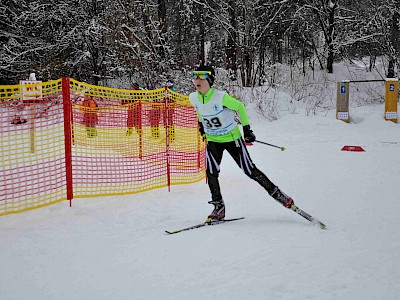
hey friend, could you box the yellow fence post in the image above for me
[384,78,398,123]
[336,80,350,122]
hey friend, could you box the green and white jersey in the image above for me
[189,90,236,135]
[189,88,249,143]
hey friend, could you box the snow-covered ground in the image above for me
[1,102,399,300]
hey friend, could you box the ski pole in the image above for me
[255,140,286,151]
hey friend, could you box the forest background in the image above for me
[1,0,399,98]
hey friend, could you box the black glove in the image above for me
[243,125,255,143]
[198,122,206,140]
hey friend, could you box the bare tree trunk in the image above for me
[243,13,254,87]
[277,38,283,64]
[176,0,184,68]
[258,39,266,86]
[311,38,324,70]
[200,21,205,63]
[244,48,252,87]
[196,3,205,64]
[302,41,306,75]
[226,0,237,81]
[157,0,167,60]
[326,1,338,73]
[387,10,399,78]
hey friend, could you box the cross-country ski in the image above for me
[165,217,245,235]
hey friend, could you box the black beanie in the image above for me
[195,65,215,86]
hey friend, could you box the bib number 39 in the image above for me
[203,117,222,128]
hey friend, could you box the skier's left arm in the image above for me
[222,94,249,126]
[222,94,255,142]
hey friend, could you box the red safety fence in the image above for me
[0,78,206,216]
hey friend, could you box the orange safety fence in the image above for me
[0,78,206,216]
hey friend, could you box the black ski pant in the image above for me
[206,138,292,206]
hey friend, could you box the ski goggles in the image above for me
[192,71,211,80]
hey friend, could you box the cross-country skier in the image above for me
[189,64,296,223]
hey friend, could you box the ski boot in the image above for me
[205,200,225,224]
[271,187,296,210]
